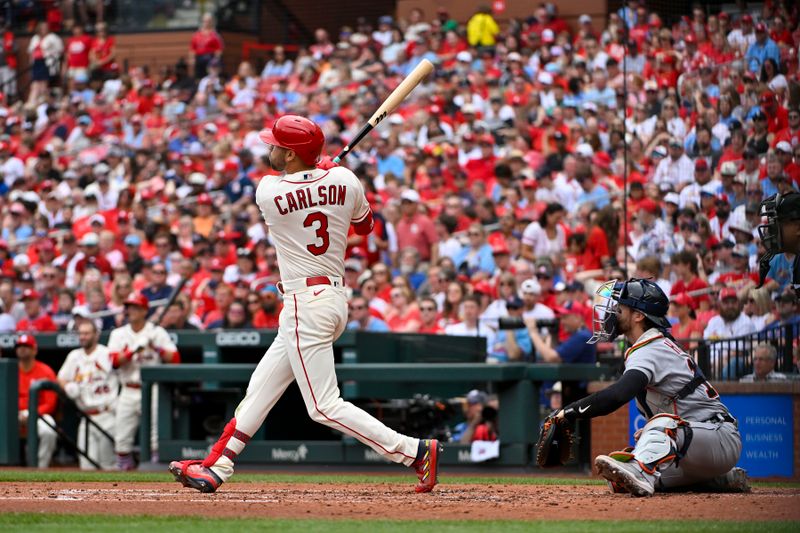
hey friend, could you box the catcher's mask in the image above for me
[757,193,800,287]
[758,193,782,258]
[588,278,671,344]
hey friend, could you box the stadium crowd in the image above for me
[0,2,799,374]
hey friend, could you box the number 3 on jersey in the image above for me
[304,211,330,256]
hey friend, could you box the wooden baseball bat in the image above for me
[333,59,434,163]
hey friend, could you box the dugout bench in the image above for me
[140,362,610,466]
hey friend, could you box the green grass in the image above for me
[0,515,795,532]
[0,470,798,488]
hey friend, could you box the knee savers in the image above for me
[633,414,686,474]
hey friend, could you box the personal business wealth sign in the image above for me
[628,394,794,478]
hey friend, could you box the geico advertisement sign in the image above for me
[215,331,262,346]
[0,334,80,349]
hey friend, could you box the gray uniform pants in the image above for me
[658,420,741,489]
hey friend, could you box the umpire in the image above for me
[757,191,800,298]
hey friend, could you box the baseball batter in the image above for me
[556,278,745,496]
[169,115,441,493]
[57,320,118,470]
[108,293,179,470]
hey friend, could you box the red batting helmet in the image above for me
[258,115,325,166]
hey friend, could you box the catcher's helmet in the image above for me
[589,278,671,343]
[258,115,325,166]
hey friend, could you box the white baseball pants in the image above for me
[34,414,57,468]
[78,411,117,470]
[114,386,158,456]
[211,282,419,481]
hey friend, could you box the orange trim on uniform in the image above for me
[281,170,330,184]
[624,334,664,360]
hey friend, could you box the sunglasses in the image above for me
[420,306,436,311]
[153,270,167,274]
[350,305,366,310]
[468,232,481,237]
[536,273,551,279]
[499,281,514,286]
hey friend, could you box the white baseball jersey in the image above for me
[107,323,177,385]
[57,344,118,412]
[255,167,370,280]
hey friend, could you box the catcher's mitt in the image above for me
[535,413,575,467]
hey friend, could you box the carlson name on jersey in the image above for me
[274,184,348,215]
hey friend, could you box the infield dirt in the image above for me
[0,482,798,521]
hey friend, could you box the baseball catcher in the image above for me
[757,191,800,299]
[548,278,746,496]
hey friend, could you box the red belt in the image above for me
[277,276,334,294]
[306,276,332,287]
[125,383,141,389]
[84,407,110,416]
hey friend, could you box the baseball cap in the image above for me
[472,280,493,296]
[188,172,207,185]
[592,152,612,169]
[80,232,100,246]
[456,51,472,62]
[664,192,680,206]
[94,162,111,176]
[209,258,225,271]
[466,389,488,405]
[506,295,524,309]
[197,193,213,205]
[124,293,150,308]
[89,214,106,226]
[732,244,749,257]
[720,162,738,176]
[344,258,362,273]
[552,300,584,317]
[521,278,542,295]
[651,145,668,159]
[754,22,767,32]
[638,198,660,215]
[574,143,594,158]
[775,141,792,154]
[719,287,738,301]
[16,333,37,349]
[535,262,554,278]
[17,271,33,283]
[694,159,709,171]
[21,288,40,301]
[400,189,420,203]
[579,14,591,24]
[644,80,658,91]
[671,292,693,307]
[668,137,682,148]
[124,234,142,247]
